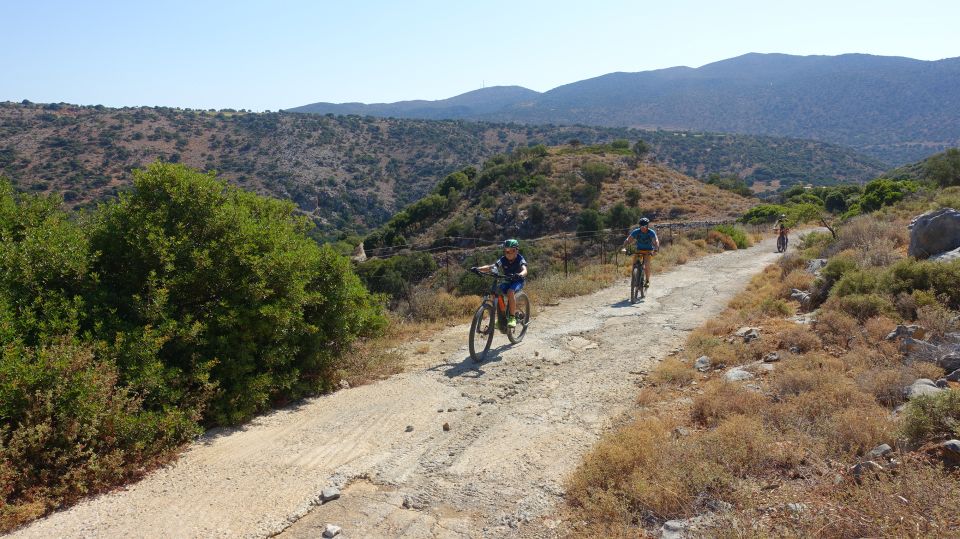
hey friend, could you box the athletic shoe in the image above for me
[507,316,517,328]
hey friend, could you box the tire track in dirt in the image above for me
[13,238,782,539]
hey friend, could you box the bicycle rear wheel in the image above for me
[507,292,531,344]
[630,263,640,304]
[777,235,787,253]
[469,303,495,362]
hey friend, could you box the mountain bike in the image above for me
[467,268,531,362]
[628,249,656,303]
[776,228,789,253]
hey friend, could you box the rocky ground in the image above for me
[12,238,782,539]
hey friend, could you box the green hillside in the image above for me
[1,102,883,236]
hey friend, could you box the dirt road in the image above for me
[14,238,781,539]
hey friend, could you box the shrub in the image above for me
[651,358,696,386]
[691,381,768,427]
[826,293,895,321]
[713,224,751,249]
[814,308,860,347]
[900,390,960,445]
[706,229,737,250]
[89,163,387,425]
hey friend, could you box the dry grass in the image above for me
[691,380,768,427]
[565,212,960,536]
[650,358,697,386]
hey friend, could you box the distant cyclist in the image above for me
[620,218,660,288]
[774,214,790,252]
[472,239,528,328]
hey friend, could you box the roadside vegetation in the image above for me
[565,172,960,535]
[0,163,385,531]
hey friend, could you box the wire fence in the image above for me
[357,218,757,295]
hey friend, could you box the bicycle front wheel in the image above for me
[630,263,640,304]
[469,303,495,362]
[507,292,531,344]
[639,260,646,299]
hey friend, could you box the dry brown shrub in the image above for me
[813,308,860,348]
[824,404,896,457]
[635,387,663,407]
[777,252,807,275]
[684,331,744,366]
[699,415,773,477]
[774,323,821,354]
[706,229,737,250]
[863,315,897,343]
[568,416,738,522]
[769,379,877,438]
[651,358,696,386]
[916,304,960,340]
[906,361,946,381]
[780,269,814,298]
[791,461,960,538]
[691,380,768,427]
[407,290,479,322]
[857,367,912,407]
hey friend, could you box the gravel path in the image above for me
[13,238,781,539]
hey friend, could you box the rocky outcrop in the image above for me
[908,208,960,259]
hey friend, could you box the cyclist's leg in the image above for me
[642,253,652,284]
[506,287,516,316]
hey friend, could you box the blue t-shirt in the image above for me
[496,254,527,279]
[630,227,658,250]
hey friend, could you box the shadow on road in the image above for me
[428,343,513,378]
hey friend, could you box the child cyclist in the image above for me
[472,239,528,328]
[620,217,660,288]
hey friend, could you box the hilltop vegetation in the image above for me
[292,53,960,165]
[0,164,384,531]
[362,142,755,252]
[1,102,883,237]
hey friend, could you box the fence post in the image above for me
[564,235,569,278]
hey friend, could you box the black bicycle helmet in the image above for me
[638,217,650,226]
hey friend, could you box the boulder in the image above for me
[867,444,893,459]
[694,356,712,372]
[939,352,960,373]
[908,208,960,259]
[930,246,960,262]
[899,338,941,361]
[320,487,341,503]
[323,524,342,538]
[946,368,960,382]
[904,378,944,399]
[942,440,960,466]
[735,327,761,343]
[790,289,811,307]
[806,259,828,274]
[725,367,755,382]
[763,352,781,363]
[884,324,927,342]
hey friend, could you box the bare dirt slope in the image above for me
[13,238,781,539]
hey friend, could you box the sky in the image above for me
[3,0,959,111]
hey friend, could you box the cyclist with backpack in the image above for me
[471,239,528,328]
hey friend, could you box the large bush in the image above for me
[0,164,385,528]
[88,163,386,424]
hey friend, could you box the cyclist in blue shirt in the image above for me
[472,239,528,327]
[620,217,660,288]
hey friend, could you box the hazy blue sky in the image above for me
[3,0,958,111]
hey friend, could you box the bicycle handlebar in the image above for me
[470,268,521,281]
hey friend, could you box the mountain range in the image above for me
[289,53,960,165]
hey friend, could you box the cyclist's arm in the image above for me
[517,263,528,278]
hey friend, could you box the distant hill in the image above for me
[0,102,883,235]
[290,53,960,165]
[362,143,756,251]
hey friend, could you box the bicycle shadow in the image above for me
[428,343,513,379]
[611,298,644,308]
